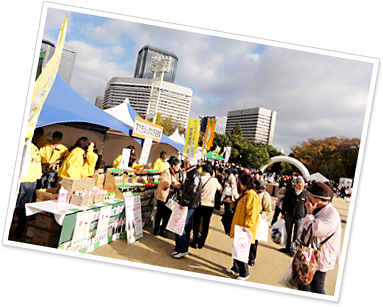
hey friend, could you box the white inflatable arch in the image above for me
[260,156,310,178]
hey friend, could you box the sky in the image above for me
[42,7,375,154]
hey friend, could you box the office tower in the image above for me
[37,39,56,79]
[225,107,277,145]
[95,96,104,108]
[199,116,227,135]
[103,77,192,129]
[134,44,178,84]
[58,44,77,85]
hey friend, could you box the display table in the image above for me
[23,194,155,252]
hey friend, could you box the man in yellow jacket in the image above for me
[113,145,143,169]
[9,141,42,239]
[32,127,49,149]
[39,131,69,188]
[153,151,167,172]
[58,137,89,179]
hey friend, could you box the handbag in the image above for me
[221,191,246,236]
[291,225,335,286]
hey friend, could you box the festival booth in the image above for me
[104,99,183,167]
[19,76,165,251]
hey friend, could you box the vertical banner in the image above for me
[26,14,68,139]
[125,196,143,244]
[183,118,200,158]
[212,146,221,158]
[139,137,153,165]
[202,118,217,154]
[224,146,232,163]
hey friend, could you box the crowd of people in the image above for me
[10,128,342,295]
[153,156,342,294]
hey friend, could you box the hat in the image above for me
[306,182,332,200]
[254,179,266,192]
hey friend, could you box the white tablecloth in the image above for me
[25,199,120,226]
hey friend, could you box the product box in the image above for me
[70,194,94,207]
[36,188,59,201]
[104,169,124,190]
[92,173,105,189]
[34,213,61,232]
[31,229,60,247]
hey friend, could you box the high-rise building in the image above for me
[225,107,277,145]
[95,96,104,108]
[199,116,227,135]
[134,44,178,83]
[37,39,56,79]
[58,44,77,85]
[103,77,192,129]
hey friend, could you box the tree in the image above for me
[290,136,361,182]
[149,113,186,136]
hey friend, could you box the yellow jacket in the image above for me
[58,147,85,179]
[21,143,42,183]
[39,142,69,164]
[153,158,167,172]
[113,155,143,169]
[230,189,260,244]
[81,146,98,177]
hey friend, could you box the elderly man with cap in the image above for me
[298,181,342,294]
[280,176,308,254]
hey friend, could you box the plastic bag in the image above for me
[255,214,269,242]
[221,186,233,202]
[270,219,287,247]
[165,198,177,211]
[278,260,298,289]
[166,205,188,235]
[232,225,253,263]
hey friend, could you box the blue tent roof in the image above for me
[37,75,134,136]
[37,75,183,152]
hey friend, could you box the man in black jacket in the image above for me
[279,176,308,254]
[171,156,202,259]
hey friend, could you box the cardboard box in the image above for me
[36,188,59,201]
[34,213,61,232]
[31,229,59,247]
[70,194,94,207]
[92,173,105,189]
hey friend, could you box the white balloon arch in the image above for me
[260,156,310,178]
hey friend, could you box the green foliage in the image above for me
[290,136,360,182]
[209,122,277,169]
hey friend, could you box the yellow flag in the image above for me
[26,14,68,139]
[183,118,200,158]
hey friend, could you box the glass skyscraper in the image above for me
[134,44,178,83]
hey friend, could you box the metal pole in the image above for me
[152,70,164,124]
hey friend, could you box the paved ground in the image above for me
[89,196,349,296]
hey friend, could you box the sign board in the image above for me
[125,196,143,244]
[132,116,163,142]
[139,137,153,165]
[183,118,200,158]
[119,148,131,170]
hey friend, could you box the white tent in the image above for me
[168,128,185,145]
[306,172,329,182]
[105,99,181,166]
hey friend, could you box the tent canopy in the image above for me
[105,100,184,152]
[306,172,329,182]
[206,151,225,161]
[37,75,135,138]
[168,128,185,145]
